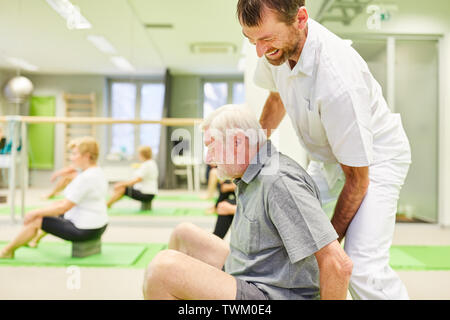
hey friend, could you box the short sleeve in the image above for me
[253,57,278,92]
[267,175,338,264]
[320,87,373,167]
[64,174,89,204]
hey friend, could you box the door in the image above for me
[395,39,439,222]
[352,38,439,223]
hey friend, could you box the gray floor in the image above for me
[0,188,449,300]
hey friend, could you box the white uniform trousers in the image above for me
[307,159,410,300]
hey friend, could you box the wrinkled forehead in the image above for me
[204,127,239,147]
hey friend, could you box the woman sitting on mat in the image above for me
[0,136,108,259]
[107,145,158,210]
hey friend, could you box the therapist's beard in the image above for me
[265,32,303,66]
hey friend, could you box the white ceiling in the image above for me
[0,0,325,76]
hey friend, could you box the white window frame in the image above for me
[201,76,245,117]
[106,77,165,163]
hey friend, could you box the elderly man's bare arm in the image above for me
[314,240,353,300]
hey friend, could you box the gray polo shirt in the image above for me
[224,140,338,300]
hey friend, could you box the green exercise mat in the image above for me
[390,245,450,271]
[3,242,449,270]
[133,243,168,268]
[0,241,166,268]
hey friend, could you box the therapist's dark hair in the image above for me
[237,0,305,27]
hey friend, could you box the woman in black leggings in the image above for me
[212,180,237,239]
[0,137,108,259]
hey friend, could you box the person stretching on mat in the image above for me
[143,104,353,300]
[31,164,80,247]
[0,136,108,259]
[107,146,158,210]
[211,179,236,239]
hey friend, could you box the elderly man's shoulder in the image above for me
[259,152,311,183]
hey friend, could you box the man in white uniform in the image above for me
[237,0,411,299]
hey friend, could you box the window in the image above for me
[202,78,245,160]
[110,82,136,155]
[140,83,165,155]
[202,78,245,119]
[108,80,165,158]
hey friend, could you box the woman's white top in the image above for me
[63,166,108,229]
[133,159,159,195]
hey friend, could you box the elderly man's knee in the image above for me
[143,249,184,299]
[145,250,181,283]
[172,222,198,241]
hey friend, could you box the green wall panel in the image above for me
[28,96,55,169]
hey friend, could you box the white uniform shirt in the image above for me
[254,18,411,171]
[63,166,108,229]
[133,159,159,195]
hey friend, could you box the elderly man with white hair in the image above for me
[142,104,353,300]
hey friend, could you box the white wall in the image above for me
[439,33,450,226]
[322,0,450,226]
[21,73,106,187]
[243,42,308,168]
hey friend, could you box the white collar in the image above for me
[286,18,318,77]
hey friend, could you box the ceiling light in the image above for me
[87,35,117,54]
[46,0,92,30]
[110,56,135,72]
[4,57,39,72]
[190,43,236,54]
